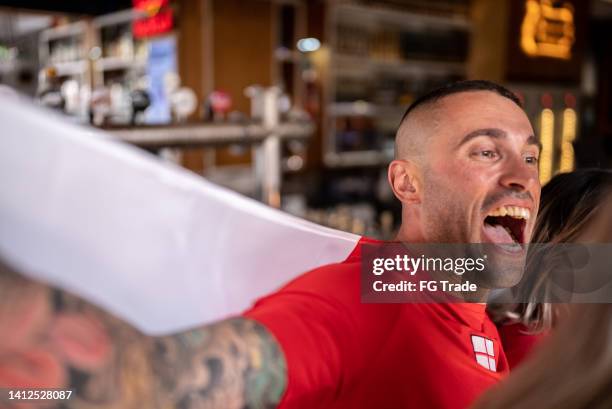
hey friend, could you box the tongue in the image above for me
[484,223,515,244]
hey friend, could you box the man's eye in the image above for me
[473,150,499,160]
[525,155,539,165]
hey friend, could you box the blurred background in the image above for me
[0,0,611,239]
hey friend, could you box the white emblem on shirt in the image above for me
[471,335,496,372]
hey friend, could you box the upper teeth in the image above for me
[488,206,530,220]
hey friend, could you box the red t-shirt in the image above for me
[497,322,549,370]
[244,238,527,409]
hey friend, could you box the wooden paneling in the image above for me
[212,0,273,113]
[305,0,326,169]
[177,0,209,115]
[176,0,275,169]
[467,0,509,82]
[213,0,274,165]
[177,0,210,173]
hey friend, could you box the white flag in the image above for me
[0,95,360,335]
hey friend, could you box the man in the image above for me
[0,80,540,409]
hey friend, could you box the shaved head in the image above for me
[394,80,522,162]
[394,103,441,162]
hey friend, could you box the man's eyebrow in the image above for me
[456,128,507,149]
[456,128,542,152]
[526,134,542,152]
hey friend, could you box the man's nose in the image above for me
[499,155,540,193]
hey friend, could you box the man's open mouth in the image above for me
[483,205,530,248]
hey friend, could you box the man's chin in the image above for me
[473,242,528,289]
[487,241,526,256]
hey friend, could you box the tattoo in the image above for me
[0,260,287,409]
[153,319,286,409]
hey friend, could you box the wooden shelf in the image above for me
[95,56,146,72]
[51,60,88,76]
[105,121,315,148]
[324,150,394,168]
[334,3,470,32]
[333,53,466,78]
[329,101,407,117]
[40,21,88,42]
[324,2,471,167]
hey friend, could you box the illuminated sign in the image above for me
[559,108,577,173]
[520,0,575,60]
[539,108,555,184]
[133,0,174,39]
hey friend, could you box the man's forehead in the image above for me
[437,90,524,114]
[434,91,533,134]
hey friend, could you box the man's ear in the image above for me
[388,159,421,204]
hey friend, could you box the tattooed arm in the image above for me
[0,261,287,409]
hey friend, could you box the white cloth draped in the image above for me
[0,95,360,335]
